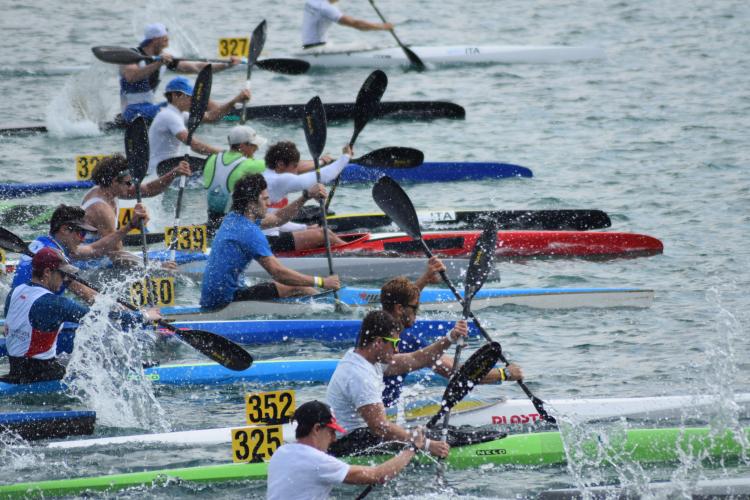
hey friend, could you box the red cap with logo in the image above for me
[32,247,80,275]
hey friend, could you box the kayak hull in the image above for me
[4,427,747,497]
[291,44,606,68]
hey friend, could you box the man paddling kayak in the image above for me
[11,204,148,303]
[302,0,393,49]
[326,310,466,457]
[200,173,339,309]
[149,76,251,176]
[120,22,241,123]
[267,400,419,499]
[2,248,160,384]
[380,264,523,407]
[81,154,190,265]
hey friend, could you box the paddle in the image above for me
[168,64,211,258]
[91,46,309,75]
[242,20,267,124]
[0,227,252,371]
[302,96,340,307]
[372,175,556,424]
[325,70,388,212]
[355,341,503,499]
[366,0,426,71]
[124,117,150,268]
[351,147,424,168]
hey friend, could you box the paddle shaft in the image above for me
[133,184,155,306]
[416,239,556,423]
[366,0,425,70]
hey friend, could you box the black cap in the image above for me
[49,205,97,234]
[294,401,347,435]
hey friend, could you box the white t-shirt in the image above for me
[301,0,343,46]
[262,154,350,236]
[148,103,189,175]
[326,349,385,432]
[267,442,349,500]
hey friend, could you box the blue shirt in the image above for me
[382,328,429,407]
[11,236,70,295]
[199,211,274,309]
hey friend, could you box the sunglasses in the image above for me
[403,302,419,313]
[66,225,86,237]
[380,336,400,349]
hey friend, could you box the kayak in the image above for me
[274,230,663,259]
[155,287,654,321]
[0,162,530,199]
[290,44,606,68]
[3,427,746,497]
[0,100,465,136]
[539,477,750,499]
[0,318,479,358]
[0,410,95,441]
[47,393,750,450]
[300,209,613,232]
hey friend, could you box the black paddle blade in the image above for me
[172,328,253,371]
[427,342,503,429]
[402,45,426,72]
[0,227,31,255]
[124,117,149,185]
[372,176,422,240]
[92,46,150,65]
[303,96,327,161]
[351,70,388,146]
[187,65,212,136]
[256,58,310,75]
[248,20,268,67]
[463,223,498,313]
[353,147,424,168]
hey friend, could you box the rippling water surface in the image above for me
[1,0,748,498]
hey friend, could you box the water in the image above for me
[1,0,749,497]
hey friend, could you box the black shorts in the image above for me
[2,356,66,384]
[156,156,206,177]
[233,281,280,302]
[267,232,296,252]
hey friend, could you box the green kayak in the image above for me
[1,427,747,498]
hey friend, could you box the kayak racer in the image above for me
[266,400,418,499]
[119,22,241,124]
[2,248,160,384]
[11,204,148,303]
[381,258,524,407]
[148,76,250,176]
[199,173,339,310]
[325,309,467,458]
[302,0,393,49]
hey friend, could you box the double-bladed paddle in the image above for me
[241,20,267,124]
[366,0,426,71]
[351,146,424,168]
[372,175,556,424]
[302,96,340,306]
[169,64,211,258]
[0,227,253,371]
[325,70,388,212]
[91,46,310,75]
[124,117,150,268]
[355,340,503,499]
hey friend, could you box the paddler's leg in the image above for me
[232,281,316,300]
[268,228,345,252]
[6,356,66,384]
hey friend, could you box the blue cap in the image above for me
[164,77,193,96]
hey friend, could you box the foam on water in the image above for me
[63,276,170,432]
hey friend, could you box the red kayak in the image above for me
[276,230,664,259]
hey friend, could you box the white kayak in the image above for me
[47,393,750,450]
[290,44,606,68]
[539,477,750,499]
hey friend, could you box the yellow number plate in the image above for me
[117,208,141,234]
[75,155,110,181]
[164,225,208,252]
[231,425,283,463]
[0,248,5,265]
[218,37,249,58]
[245,390,296,425]
[129,277,175,307]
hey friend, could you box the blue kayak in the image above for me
[0,319,472,358]
[0,359,435,396]
[0,410,96,440]
[0,162,532,199]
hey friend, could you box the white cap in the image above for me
[228,125,267,148]
[143,23,168,40]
